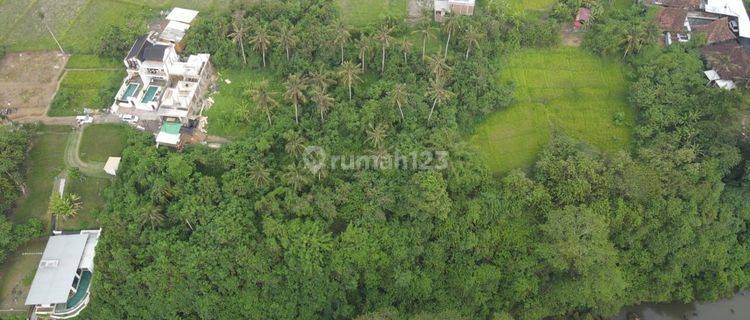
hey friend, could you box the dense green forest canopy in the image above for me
[75,1,750,319]
[0,125,45,264]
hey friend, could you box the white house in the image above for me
[434,0,476,22]
[111,7,213,147]
[25,230,101,319]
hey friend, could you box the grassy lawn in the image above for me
[58,177,109,231]
[0,238,46,311]
[337,0,408,27]
[11,126,71,227]
[206,69,279,139]
[471,47,634,174]
[47,69,124,116]
[79,124,130,163]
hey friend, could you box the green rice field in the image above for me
[0,0,224,53]
[508,0,558,13]
[471,47,634,174]
[48,69,124,116]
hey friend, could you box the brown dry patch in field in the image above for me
[0,51,68,119]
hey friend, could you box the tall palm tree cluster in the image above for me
[230,12,489,125]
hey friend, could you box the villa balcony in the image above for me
[36,271,93,320]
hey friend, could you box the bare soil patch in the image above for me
[561,25,584,47]
[0,51,68,119]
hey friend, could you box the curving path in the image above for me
[63,126,110,179]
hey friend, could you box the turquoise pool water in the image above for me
[122,83,139,100]
[66,271,91,309]
[141,86,159,103]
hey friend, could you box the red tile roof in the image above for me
[693,18,737,44]
[576,8,591,21]
[656,7,688,33]
[702,42,750,80]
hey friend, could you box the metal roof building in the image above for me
[26,230,101,319]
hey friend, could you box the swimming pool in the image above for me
[121,83,140,100]
[141,86,159,103]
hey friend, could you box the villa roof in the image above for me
[142,44,169,61]
[704,0,750,38]
[166,7,199,24]
[693,17,737,44]
[656,7,688,33]
[126,36,149,60]
[25,234,89,305]
[702,42,750,80]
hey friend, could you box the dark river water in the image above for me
[614,290,750,320]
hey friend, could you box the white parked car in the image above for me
[75,115,93,124]
[121,114,139,123]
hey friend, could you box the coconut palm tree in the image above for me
[365,123,388,149]
[374,24,395,73]
[275,23,298,61]
[49,193,81,220]
[284,134,308,158]
[387,83,408,121]
[308,68,336,91]
[311,87,335,122]
[426,55,452,81]
[620,23,653,59]
[249,163,271,188]
[331,23,351,64]
[462,25,483,60]
[442,15,460,57]
[250,24,272,67]
[398,38,413,64]
[426,78,454,122]
[356,35,372,73]
[284,74,308,124]
[412,22,437,59]
[337,61,362,100]
[139,204,165,229]
[283,164,310,192]
[228,11,248,65]
[247,81,278,125]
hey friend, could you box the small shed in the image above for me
[574,8,591,30]
[166,7,199,24]
[104,157,121,176]
[156,122,182,147]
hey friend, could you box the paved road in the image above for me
[13,113,121,126]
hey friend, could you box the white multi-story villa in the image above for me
[434,0,476,22]
[111,8,213,147]
[25,230,101,319]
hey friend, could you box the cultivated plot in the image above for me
[471,47,634,174]
[0,52,67,119]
